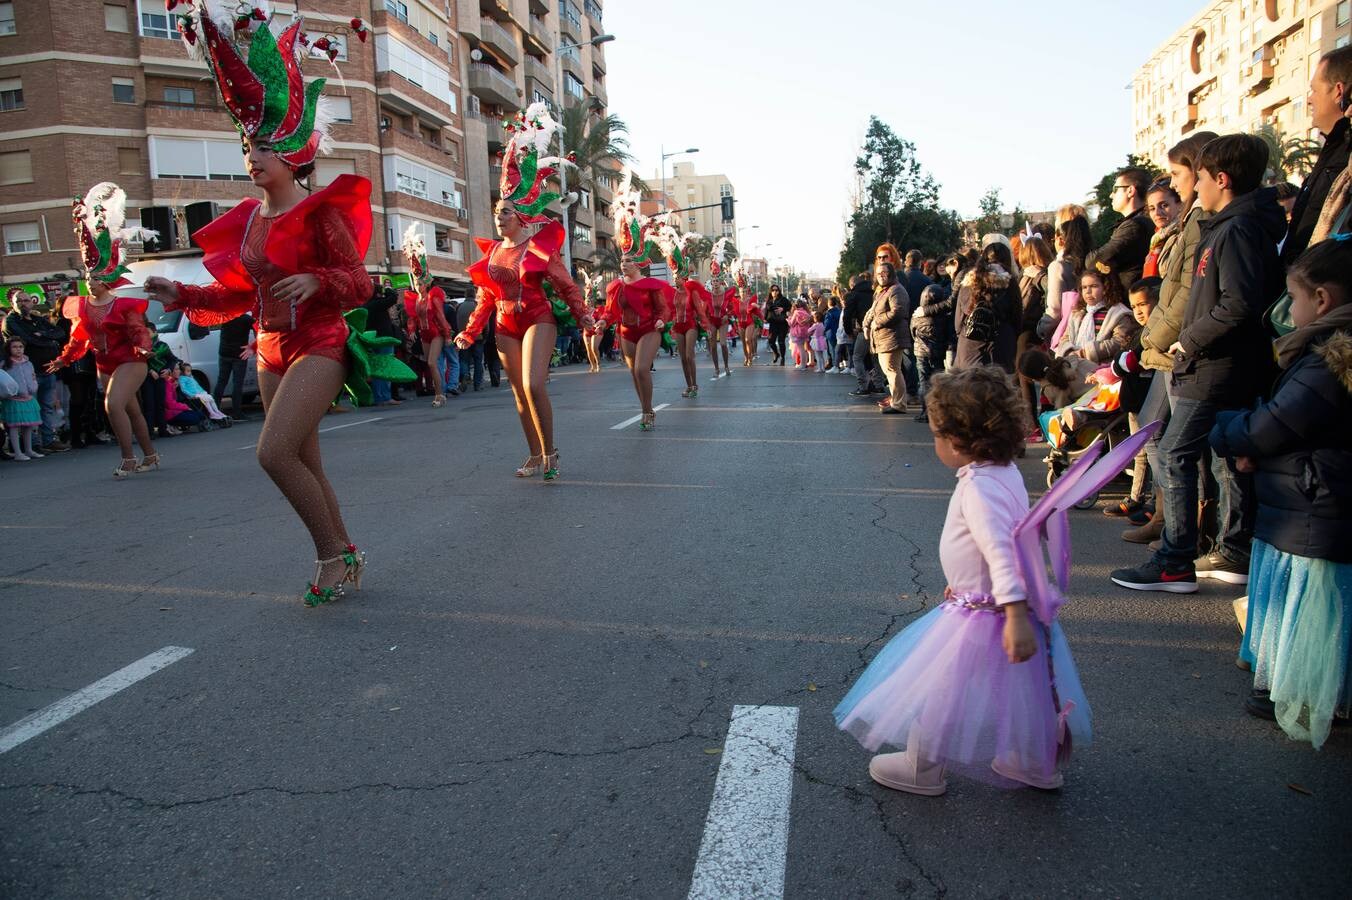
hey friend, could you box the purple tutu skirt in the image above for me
[834,597,1091,782]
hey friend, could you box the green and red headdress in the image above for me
[611,168,660,266]
[72,182,157,287]
[173,1,357,168]
[401,224,431,290]
[499,102,572,225]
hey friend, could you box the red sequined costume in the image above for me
[671,280,712,336]
[706,286,737,331]
[600,277,676,345]
[463,221,587,343]
[740,296,762,329]
[53,295,152,377]
[403,285,453,342]
[166,175,373,376]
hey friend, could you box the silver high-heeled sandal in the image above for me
[515,454,543,477]
[113,457,138,479]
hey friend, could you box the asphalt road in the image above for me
[2,356,1349,899]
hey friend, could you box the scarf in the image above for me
[1310,112,1352,245]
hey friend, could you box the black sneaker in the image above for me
[848,389,870,397]
[1194,551,1249,585]
[1110,560,1198,593]
[1244,691,1275,720]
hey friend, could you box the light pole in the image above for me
[554,32,615,273]
[659,146,698,212]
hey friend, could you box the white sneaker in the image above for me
[12,452,31,461]
[27,450,44,459]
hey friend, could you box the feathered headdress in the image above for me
[729,256,749,290]
[173,1,354,168]
[710,237,735,282]
[611,168,660,265]
[72,182,157,287]
[499,102,572,224]
[401,224,430,290]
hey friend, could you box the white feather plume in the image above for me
[401,223,426,259]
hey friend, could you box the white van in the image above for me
[119,253,258,401]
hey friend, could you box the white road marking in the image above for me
[688,705,800,900]
[0,646,195,755]
[610,402,670,430]
[237,416,384,449]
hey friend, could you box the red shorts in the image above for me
[672,321,698,336]
[618,324,659,345]
[257,320,349,377]
[95,351,146,378]
[416,323,453,343]
[496,304,556,342]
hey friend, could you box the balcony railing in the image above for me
[525,56,553,88]
[479,17,520,64]
[468,62,520,108]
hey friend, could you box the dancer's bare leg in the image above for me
[679,330,698,388]
[521,322,557,453]
[423,336,445,399]
[495,335,541,458]
[633,331,661,413]
[104,362,155,461]
[707,332,723,376]
[256,356,350,587]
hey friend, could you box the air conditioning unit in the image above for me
[436,235,450,252]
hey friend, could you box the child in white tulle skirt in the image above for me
[835,366,1090,794]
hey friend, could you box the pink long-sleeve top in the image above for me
[938,461,1029,606]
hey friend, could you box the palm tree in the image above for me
[557,101,649,263]
[591,243,623,279]
[1254,123,1323,182]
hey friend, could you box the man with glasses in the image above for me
[1086,166,1155,292]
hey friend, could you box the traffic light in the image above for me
[720,195,735,222]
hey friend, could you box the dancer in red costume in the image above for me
[454,103,592,480]
[656,223,711,398]
[401,225,453,406]
[581,270,606,373]
[735,263,762,366]
[705,238,737,380]
[50,182,159,479]
[144,5,374,606]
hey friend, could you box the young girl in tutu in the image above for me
[835,365,1091,794]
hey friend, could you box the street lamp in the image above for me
[659,146,699,212]
[554,32,616,272]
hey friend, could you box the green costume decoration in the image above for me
[341,308,416,407]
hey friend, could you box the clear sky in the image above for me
[604,0,1198,275]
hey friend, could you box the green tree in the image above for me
[1253,122,1322,182]
[682,233,714,275]
[836,117,962,284]
[972,188,1004,237]
[1089,154,1164,246]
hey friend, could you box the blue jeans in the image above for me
[1138,371,1172,492]
[213,356,247,414]
[461,342,485,388]
[35,372,62,446]
[371,346,393,404]
[1154,384,1254,567]
[915,351,943,411]
[439,344,460,389]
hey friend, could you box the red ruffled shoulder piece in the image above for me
[523,221,565,277]
[630,277,672,292]
[192,198,261,293]
[114,295,148,325]
[428,286,446,304]
[265,174,373,273]
[685,280,712,303]
[468,238,501,297]
[403,289,419,322]
[62,296,91,344]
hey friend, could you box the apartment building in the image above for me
[0,0,473,297]
[1132,0,1351,169]
[653,160,736,279]
[456,0,611,272]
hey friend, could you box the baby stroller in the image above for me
[1039,382,1133,510]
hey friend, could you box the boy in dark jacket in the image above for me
[910,284,953,422]
[1112,134,1285,593]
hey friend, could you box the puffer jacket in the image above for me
[1056,303,1139,364]
[863,283,909,354]
[1141,202,1209,372]
[1210,310,1352,563]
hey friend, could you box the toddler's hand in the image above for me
[1234,456,1257,473]
[1002,603,1037,664]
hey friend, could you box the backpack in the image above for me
[962,301,998,343]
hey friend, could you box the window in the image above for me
[0,150,32,185]
[440,187,463,209]
[1338,34,1351,49]
[4,222,41,255]
[585,0,603,22]
[375,34,453,107]
[559,46,580,64]
[315,157,356,186]
[532,89,549,105]
[149,136,250,180]
[0,77,23,111]
[163,86,195,106]
[428,32,438,47]
[564,72,584,100]
[1311,14,1322,41]
[327,95,353,123]
[397,172,428,198]
[572,223,592,244]
[559,0,582,29]
[112,78,135,104]
[117,147,141,174]
[139,1,171,39]
[448,238,465,261]
[578,188,591,209]
[385,156,460,208]
[104,4,128,32]
[0,2,14,35]
[1338,1,1349,27]
[719,183,732,197]
[384,0,408,23]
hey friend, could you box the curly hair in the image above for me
[926,366,1028,464]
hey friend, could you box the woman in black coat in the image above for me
[953,255,1018,371]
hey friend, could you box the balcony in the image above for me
[590,81,607,107]
[376,71,456,127]
[558,6,582,42]
[1182,103,1199,133]
[525,56,553,90]
[591,52,605,76]
[387,127,460,174]
[489,164,503,197]
[524,15,552,55]
[479,17,520,66]
[559,50,584,81]
[584,0,603,23]
[468,62,520,109]
[1246,47,1275,96]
